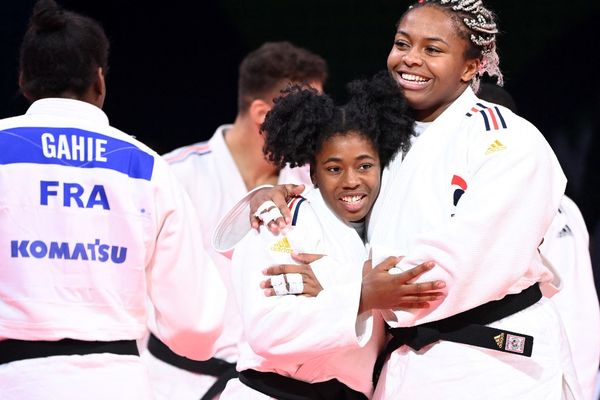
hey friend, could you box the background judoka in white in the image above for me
[540,195,600,400]
[141,125,309,399]
[220,187,384,399]
[0,99,226,399]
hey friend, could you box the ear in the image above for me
[309,163,318,188]
[94,67,106,106]
[249,98,272,126]
[18,71,33,101]
[461,58,481,83]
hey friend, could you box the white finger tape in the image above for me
[273,283,289,296]
[260,208,284,225]
[285,273,303,284]
[254,200,277,218]
[270,274,285,287]
[288,281,304,295]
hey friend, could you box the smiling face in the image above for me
[387,5,480,122]
[312,132,381,223]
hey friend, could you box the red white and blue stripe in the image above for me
[465,103,508,131]
[163,142,211,164]
[287,196,306,227]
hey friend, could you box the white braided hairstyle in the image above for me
[410,0,503,92]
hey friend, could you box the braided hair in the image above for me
[410,0,503,92]
[261,70,414,172]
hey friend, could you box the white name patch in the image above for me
[41,132,107,162]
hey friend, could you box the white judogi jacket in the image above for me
[142,125,310,399]
[369,88,581,399]
[221,188,384,399]
[0,99,226,400]
[541,195,600,399]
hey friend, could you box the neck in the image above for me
[415,84,468,122]
[224,115,279,190]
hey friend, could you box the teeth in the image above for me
[341,195,363,203]
[401,73,428,82]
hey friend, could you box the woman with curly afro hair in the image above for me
[218,71,446,400]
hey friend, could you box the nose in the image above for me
[342,169,360,189]
[403,46,422,66]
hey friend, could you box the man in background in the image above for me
[141,41,328,400]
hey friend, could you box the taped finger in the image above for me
[270,274,285,287]
[254,200,277,217]
[273,283,289,296]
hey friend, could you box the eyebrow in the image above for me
[322,154,376,163]
[396,30,449,46]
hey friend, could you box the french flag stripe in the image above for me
[480,110,491,131]
[494,106,507,129]
[486,108,500,130]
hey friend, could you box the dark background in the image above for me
[2,1,599,288]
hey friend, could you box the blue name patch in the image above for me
[0,127,154,180]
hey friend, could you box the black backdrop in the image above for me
[2,1,599,275]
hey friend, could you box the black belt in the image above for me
[373,283,542,384]
[239,369,368,400]
[0,338,139,364]
[147,333,238,400]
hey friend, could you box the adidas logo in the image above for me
[485,139,506,155]
[494,332,505,348]
[270,236,293,253]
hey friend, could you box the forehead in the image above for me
[398,6,461,42]
[318,132,377,157]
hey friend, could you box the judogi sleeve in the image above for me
[145,158,226,360]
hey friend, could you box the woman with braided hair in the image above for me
[215,0,582,398]
[368,1,580,398]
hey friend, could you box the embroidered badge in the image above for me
[505,334,526,354]
[450,174,468,217]
[485,139,506,155]
[493,332,505,348]
[270,236,293,253]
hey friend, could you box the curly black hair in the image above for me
[261,70,414,171]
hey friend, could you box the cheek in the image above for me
[387,49,399,69]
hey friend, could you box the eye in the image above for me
[425,46,442,54]
[394,39,410,50]
[326,166,341,174]
[358,163,374,171]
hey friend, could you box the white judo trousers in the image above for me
[541,195,600,399]
[0,99,226,399]
[369,88,582,399]
[221,188,384,399]
[142,125,312,399]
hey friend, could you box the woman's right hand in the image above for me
[249,184,305,232]
[358,257,446,314]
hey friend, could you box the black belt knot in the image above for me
[372,283,542,384]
